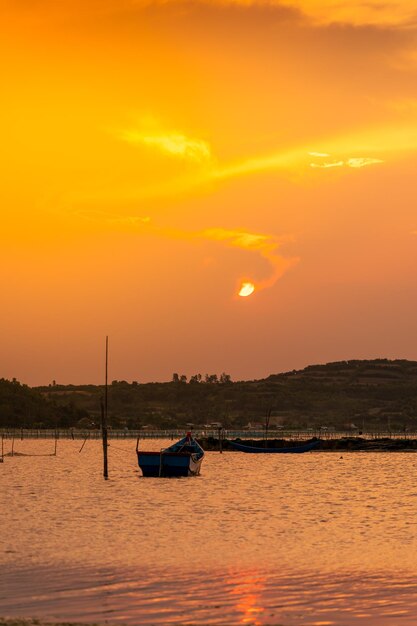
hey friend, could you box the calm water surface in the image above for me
[2,438,417,625]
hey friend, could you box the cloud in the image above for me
[200,227,299,293]
[8,0,417,28]
[76,209,297,295]
[128,0,417,27]
[82,120,416,208]
[202,229,272,250]
[125,1,417,27]
[266,1,417,27]
[118,127,211,163]
[310,160,345,169]
[346,157,384,168]
[309,155,384,168]
[212,140,387,181]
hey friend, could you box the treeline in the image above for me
[0,378,89,428]
[172,372,232,384]
[3,359,417,430]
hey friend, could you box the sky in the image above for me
[2,0,417,385]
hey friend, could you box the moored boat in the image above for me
[137,432,205,477]
[227,439,320,453]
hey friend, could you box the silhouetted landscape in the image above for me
[2,359,417,431]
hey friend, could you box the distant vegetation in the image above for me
[2,359,417,430]
[0,378,89,428]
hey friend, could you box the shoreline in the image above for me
[199,437,417,452]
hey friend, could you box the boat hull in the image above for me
[137,451,203,477]
[227,440,320,453]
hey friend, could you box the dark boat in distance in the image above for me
[227,439,320,453]
[137,432,205,477]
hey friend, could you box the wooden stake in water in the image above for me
[79,432,90,453]
[1,434,4,463]
[101,336,109,479]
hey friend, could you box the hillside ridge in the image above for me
[2,358,417,429]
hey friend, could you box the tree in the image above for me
[172,373,187,383]
[205,374,219,384]
[189,374,202,384]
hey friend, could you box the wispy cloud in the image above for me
[310,160,345,169]
[346,157,384,168]
[198,227,299,294]
[10,0,417,28]
[118,124,211,163]
[310,155,384,169]
[274,0,417,27]
[127,0,417,27]
[76,209,297,296]
[212,144,385,181]
[95,120,417,207]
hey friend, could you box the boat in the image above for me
[227,439,320,453]
[137,432,205,477]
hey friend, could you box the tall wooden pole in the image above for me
[101,336,109,479]
[105,336,108,426]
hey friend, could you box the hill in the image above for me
[2,359,417,430]
[0,378,88,428]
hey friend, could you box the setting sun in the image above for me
[238,282,255,297]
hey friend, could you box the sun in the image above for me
[238,282,255,297]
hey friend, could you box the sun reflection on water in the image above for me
[229,573,265,625]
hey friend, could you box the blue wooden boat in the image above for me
[137,433,205,477]
[227,439,320,453]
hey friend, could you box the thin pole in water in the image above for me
[79,432,90,453]
[101,336,109,479]
[1,434,4,462]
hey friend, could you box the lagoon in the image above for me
[2,439,417,625]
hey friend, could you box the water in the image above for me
[2,438,417,624]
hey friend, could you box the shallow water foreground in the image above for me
[2,439,417,625]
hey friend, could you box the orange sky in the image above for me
[2,0,417,385]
